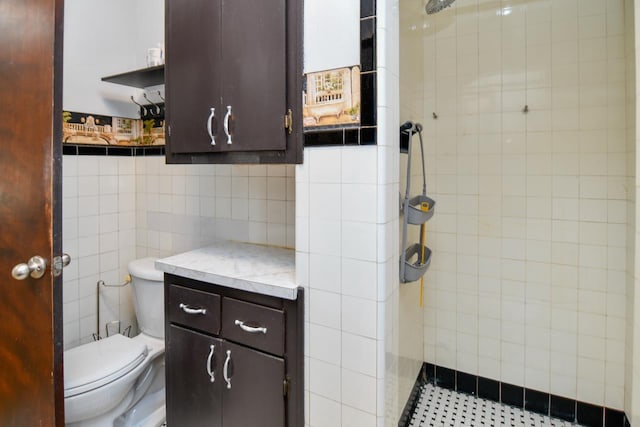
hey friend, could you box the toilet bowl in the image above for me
[64,258,165,427]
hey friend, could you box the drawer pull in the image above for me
[179,303,207,315]
[234,319,267,334]
[206,344,215,383]
[223,350,232,389]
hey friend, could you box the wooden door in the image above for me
[0,0,64,425]
[166,325,223,427]
[221,341,286,427]
[220,0,287,152]
[165,0,222,154]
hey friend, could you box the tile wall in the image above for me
[403,0,631,411]
[133,158,295,258]
[62,155,294,349]
[624,0,637,423]
[297,0,411,425]
[395,0,431,423]
[628,0,640,423]
[62,155,138,348]
[297,146,390,426]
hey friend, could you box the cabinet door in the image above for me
[166,325,223,427]
[221,341,286,427]
[220,0,287,152]
[166,0,221,153]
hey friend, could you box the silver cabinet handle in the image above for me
[206,344,215,383]
[11,255,47,280]
[223,105,232,144]
[223,349,232,389]
[234,319,267,334]
[179,303,207,315]
[207,107,216,145]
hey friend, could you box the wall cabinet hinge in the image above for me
[284,109,293,135]
[283,378,289,397]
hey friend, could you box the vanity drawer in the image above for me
[168,284,221,335]
[222,297,285,356]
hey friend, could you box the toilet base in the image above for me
[115,358,165,427]
[115,389,165,427]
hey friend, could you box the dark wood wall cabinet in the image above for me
[164,0,303,164]
[165,274,303,427]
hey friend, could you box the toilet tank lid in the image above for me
[128,257,163,282]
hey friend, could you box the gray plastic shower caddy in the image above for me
[399,121,435,283]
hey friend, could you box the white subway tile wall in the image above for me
[399,0,631,413]
[62,156,295,349]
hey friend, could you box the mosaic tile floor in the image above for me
[408,383,582,427]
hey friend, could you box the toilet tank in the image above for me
[128,258,165,339]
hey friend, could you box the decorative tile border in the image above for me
[62,144,165,157]
[62,109,165,148]
[303,0,377,146]
[399,363,629,427]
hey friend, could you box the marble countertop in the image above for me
[155,241,298,300]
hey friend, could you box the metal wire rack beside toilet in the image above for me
[92,277,133,341]
[400,121,436,283]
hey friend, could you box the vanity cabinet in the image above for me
[164,0,302,164]
[165,275,303,427]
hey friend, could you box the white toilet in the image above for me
[64,258,165,427]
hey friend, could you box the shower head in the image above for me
[425,0,456,14]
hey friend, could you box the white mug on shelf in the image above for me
[147,47,163,67]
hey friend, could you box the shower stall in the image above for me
[398,0,640,423]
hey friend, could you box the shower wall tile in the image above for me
[626,0,639,423]
[412,0,630,412]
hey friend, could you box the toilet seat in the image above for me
[64,334,148,398]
